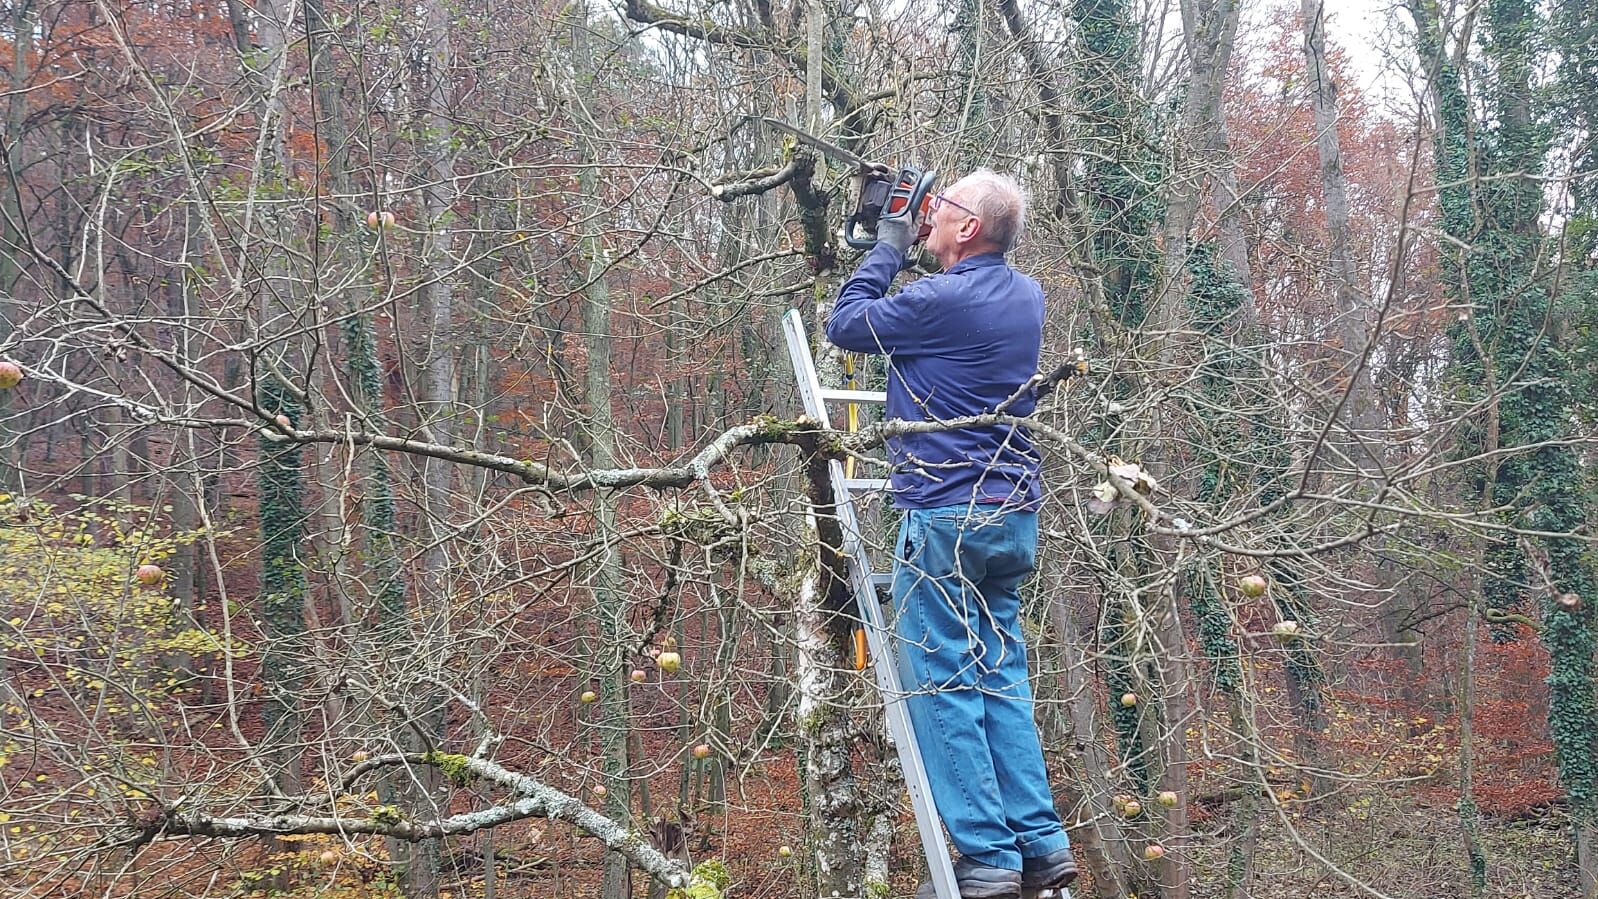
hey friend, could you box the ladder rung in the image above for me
[843,477,890,492]
[871,572,892,589]
[819,388,887,403]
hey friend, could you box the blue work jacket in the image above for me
[825,242,1044,511]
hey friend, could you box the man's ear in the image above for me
[957,215,983,245]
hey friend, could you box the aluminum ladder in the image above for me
[782,308,960,899]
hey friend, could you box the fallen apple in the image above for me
[629,669,647,684]
[1112,794,1131,813]
[658,651,682,673]
[136,564,165,586]
[1271,620,1301,642]
[1122,800,1143,818]
[0,361,22,389]
[1238,575,1268,598]
[692,743,712,760]
[580,690,598,703]
[778,845,793,858]
[1142,844,1166,861]
[352,750,370,764]
[1556,592,1583,612]
[366,210,396,229]
[319,849,339,866]
[593,784,608,797]
[274,413,292,430]
[1120,692,1138,708]
[1157,790,1178,808]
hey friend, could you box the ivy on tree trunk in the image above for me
[257,378,308,796]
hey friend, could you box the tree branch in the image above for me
[711,157,803,200]
[139,753,699,890]
[620,0,856,111]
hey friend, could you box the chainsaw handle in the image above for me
[879,168,938,229]
[844,167,938,251]
[844,213,879,250]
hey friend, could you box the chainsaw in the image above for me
[757,117,938,250]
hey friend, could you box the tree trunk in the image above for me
[1146,584,1194,899]
[793,537,865,898]
[1223,693,1262,899]
[406,0,462,892]
[1164,0,1241,279]
[240,0,308,846]
[952,0,994,167]
[563,14,632,898]
[0,0,32,495]
[1043,594,1128,898]
[257,378,308,801]
[1458,592,1486,897]
[1298,0,1382,474]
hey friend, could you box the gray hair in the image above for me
[951,168,1027,253]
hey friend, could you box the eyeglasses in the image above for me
[929,193,979,220]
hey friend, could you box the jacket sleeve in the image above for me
[825,243,938,354]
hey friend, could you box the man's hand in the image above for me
[876,211,918,254]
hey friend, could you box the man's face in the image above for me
[923,189,979,266]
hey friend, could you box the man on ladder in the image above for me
[825,169,1078,899]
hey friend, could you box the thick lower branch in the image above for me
[254,418,824,493]
[712,158,802,199]
[140,752,694,889]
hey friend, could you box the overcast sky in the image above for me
[1247,0,1422,114]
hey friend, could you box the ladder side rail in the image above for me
[783,312,833,430]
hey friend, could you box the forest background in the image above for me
[1,0,1596,897]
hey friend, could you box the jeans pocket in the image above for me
[892,514,924,610]
[901,516,916,559]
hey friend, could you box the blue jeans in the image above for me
[891,505,1070,871]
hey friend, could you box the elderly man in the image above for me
[824,170,1076,898]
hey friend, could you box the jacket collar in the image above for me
[947,252,1008,275]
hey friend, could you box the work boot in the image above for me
[1020,846,1079,892]
[914,857,1023,899]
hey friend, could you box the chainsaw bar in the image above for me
[755,117,890,175]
